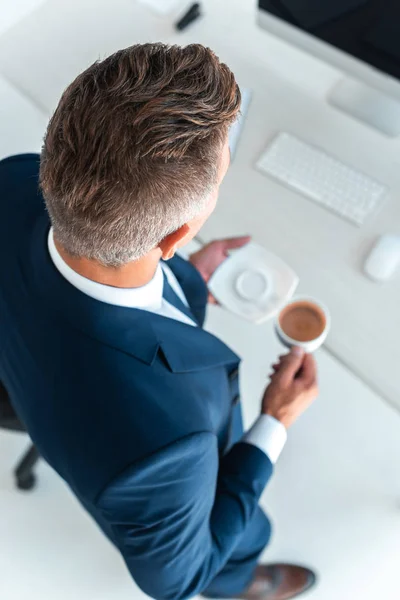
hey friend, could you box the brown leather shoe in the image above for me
[239,564,316,600]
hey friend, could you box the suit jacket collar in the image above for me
[26,217,239,373]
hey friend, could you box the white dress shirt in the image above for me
[48,228,287,463]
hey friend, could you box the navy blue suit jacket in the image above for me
[0,155,273,600]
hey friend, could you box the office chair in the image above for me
[0,381,39,490]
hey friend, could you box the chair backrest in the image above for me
[0,381,25,431]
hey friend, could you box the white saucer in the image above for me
[235,269,270,301]
[208,242,299,324]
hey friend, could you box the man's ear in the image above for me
[159,223,191,260]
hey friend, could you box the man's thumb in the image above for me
[278,346,305,384]
[223,235,251,250]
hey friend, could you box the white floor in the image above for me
[1,1,400,599]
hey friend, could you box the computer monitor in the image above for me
[257,1,400,137]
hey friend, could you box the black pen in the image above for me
[175,2,202,31]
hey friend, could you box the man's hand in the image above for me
[189,236,251,304]
[262,347,318,429]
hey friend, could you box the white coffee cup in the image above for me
[275,296,331,353]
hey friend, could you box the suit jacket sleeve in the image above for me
[96,432,273,600]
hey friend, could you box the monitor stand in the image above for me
[329,78,400,137]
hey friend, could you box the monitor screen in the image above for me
[259,0,400,81]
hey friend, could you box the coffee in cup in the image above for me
[275,297,330,353]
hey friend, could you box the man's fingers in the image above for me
[222,235,251,250]
[296,353,317,387]
[275,347,305,385]
[269,363,280,378]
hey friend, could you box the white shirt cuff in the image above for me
[243,414,287,464]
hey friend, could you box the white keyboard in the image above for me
[256,133,388,226]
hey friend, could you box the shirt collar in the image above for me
[47,227,163,310]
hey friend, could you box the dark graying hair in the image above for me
[40,43,240,267]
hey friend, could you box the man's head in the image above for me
[40,43,240,267]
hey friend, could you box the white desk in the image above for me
[0,0,47,37]
[177,2,400,412]
[0,76,47,159]
[199,63,400,411]
[0,0,399,409]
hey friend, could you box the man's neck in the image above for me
[54,237,162,288]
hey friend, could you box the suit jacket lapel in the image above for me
[156,319,240,373]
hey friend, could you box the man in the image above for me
[0,44,318,599]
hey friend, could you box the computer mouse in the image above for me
[364,234,400,282]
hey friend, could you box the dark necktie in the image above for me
[162,270,198,325]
